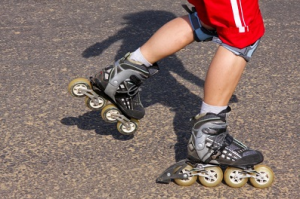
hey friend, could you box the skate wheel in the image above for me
[68,78,91,97]
[85,96,107,110]
[117,119,139,135]
[101,104,121,123]
[249,165,274,188]
[198,166,223,187]
[224,167,248,188]
[174,165,197,186]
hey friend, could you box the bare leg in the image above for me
[138,15,245,107]
[132,15,245,107]
[139,15,245,107]
[140,15,194,64]
[204,46,247,106]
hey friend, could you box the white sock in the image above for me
[200,101,227,114]
[129,48,152,67]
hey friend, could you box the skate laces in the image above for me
[210,133,233,159]
[117,82,140,97]
[117,75,142,97]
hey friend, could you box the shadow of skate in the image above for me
[64,10,238,162]
[60,111,134,141]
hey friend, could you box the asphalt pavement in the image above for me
[0,0,299,198]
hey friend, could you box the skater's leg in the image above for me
[90,15,196,121]
[137,15,247,109]
[139,15,194,64]
[91,13,215,120]
[203,46,247,107]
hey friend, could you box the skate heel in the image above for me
[68,77,139,135]
[100,104,140,135]
[156,159,191,184]
[68,77,107,110]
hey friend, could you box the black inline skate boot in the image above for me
[68,53,159,135]
[156,107,274,188]
[91,53,159,119]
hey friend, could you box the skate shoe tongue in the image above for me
[217,106,231,119]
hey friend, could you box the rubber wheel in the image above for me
[101,104,121,123]
[199,166,223,187]
[249,165,274,188]
[85,96,106,110]
[68,78,91,97]
[174,165,197,186]
[224,167,248,188]
[117,119,139,135]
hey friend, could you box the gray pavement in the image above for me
[1,0,299,198]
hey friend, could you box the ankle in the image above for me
[129,48,152,67]
[200,101,227,114]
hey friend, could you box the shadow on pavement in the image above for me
[61,111,135,141]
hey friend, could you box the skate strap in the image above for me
[182,4,196,14]
[117,84,140,97]
[208,134,234,161]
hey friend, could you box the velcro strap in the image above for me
[182,4,196,14]
[209,134,234,161]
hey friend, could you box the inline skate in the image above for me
[156,107,274,188]
[68,53,159,135]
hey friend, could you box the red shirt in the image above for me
[188,0,265,48]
